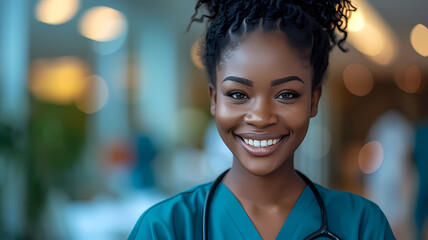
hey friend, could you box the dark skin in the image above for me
[209,30,322,240]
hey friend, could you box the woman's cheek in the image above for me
[278,103,311,136]
[215,101,244,130]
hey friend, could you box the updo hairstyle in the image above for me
[188,0,356,89]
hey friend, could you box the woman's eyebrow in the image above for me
[271,76,304,86]
[221,75,304,87]
[222,76,253,86]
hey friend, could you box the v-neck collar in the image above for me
[217,182,316,239]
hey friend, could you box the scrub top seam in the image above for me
[218,182,263,240]
[222,204,247,239]
[275,185,315,239]
[215,182,247,239]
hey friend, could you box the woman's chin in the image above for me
[236,160,283,177]
[232,151,295,177]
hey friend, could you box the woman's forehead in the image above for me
[217,31,313,84]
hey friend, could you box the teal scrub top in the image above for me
[128,182,395,239]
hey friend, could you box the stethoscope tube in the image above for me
[202,169,229,240]
[202,169,342,240]
[297,171,341,240]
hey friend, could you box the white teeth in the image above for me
[242,137,283,148]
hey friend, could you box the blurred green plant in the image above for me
[0,116,24,239]
[25,99,86,239]
[0,119,21,154]
[0,97,87,239]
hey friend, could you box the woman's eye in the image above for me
[277,91,299,100]
[229,92,248,100]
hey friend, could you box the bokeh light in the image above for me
[404,65,422,93]
[79,6,127,42]
[410,23,428,57]
[348,11,365,32]
[191,38,204,69]
[346,0,396,65]
[394,68,406,93]
[35,0,80,25]
[93,32,127,55]
[343,63,374,96]
[351,24,384,57]
[29,56,90,104]
[358,141,384,174]
[75,75,110,114]
[370,40,395,66]
[395,65,422,94]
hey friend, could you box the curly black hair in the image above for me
[188,0,356,89]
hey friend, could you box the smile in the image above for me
[243,137,282,148]
[234,133,288,157]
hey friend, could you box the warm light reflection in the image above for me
[348,11,365,32]
[346,0,396,65]
[352,24,384,56]
[370,39,395,65]
[343,63,374,96]
[29,56,90,105]
[191,38,204,69]
[410,23,428,57]
[75,75,110,114]
[79,6,126,42]
[358,141,383,174]
[35,0,80,25]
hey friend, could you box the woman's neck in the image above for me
[222,156,306,207]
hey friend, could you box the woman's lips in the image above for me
[237,132,285,140]
[234,133,288,157]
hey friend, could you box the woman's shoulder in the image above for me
[143,182,211,218]
[128,182,211,239]
[315,184,381,213]
[314,184,396,239]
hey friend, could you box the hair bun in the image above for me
[291,0,356,50]
[188,0,356,50]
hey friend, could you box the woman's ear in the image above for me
[310,86,322,118]
[208,85,216,117]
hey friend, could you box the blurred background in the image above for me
[0,0,427,239]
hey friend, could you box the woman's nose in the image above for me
[243,100,278,128]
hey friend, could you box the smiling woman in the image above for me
[212,31,319,179]
[128,0,396,239]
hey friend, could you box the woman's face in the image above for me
[210,30,321,176]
